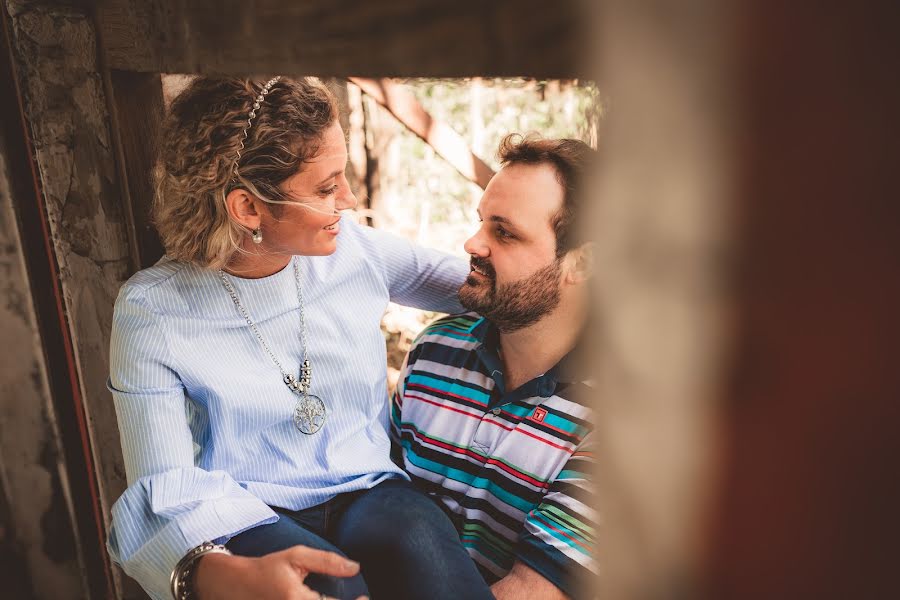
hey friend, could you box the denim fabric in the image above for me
[227,479,494,600]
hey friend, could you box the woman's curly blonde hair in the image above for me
[153,76,338,269]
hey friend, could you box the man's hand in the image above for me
[491,561,567,600]
[194,545,367,600]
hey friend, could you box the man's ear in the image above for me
[225,187,263,231]
[562,242,594,285]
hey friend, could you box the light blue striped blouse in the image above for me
[106,216,468,599]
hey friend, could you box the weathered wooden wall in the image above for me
[0,94,86,600]
[95,0,587,78]
[2,0,138,597]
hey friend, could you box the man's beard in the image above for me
[458,256,562,332]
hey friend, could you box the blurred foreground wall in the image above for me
[591,1,900,598]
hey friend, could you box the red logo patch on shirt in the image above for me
[531,407,548,423]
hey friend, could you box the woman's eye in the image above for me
[319,185,339,196]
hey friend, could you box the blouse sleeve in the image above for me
[357,218,469,314]
[106,284,277,600]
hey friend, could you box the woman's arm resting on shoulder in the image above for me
[362,221,469,314]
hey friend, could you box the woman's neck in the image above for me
[223,250,292,279]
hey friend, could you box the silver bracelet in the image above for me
[169,542,233,600]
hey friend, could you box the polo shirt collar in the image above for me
[468,315,580,400]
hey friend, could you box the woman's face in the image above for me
[258,121,356,257]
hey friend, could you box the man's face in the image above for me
[459,162,566,332]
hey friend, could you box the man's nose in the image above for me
[464,230,489,257]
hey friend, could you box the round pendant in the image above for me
[293,394,326,434]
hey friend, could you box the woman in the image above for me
[107,76,494,600]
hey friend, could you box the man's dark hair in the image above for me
[498,133,596,257]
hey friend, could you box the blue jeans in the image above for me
[226,478,494,600]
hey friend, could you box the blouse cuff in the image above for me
[107,468,278,600]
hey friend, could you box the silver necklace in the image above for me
[218,260,326,434]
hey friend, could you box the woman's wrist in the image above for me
[192,550,249,600]
[170,542,233,600]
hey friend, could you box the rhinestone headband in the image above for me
[232,76,281,176]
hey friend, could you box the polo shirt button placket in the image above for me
[491,407,501,415]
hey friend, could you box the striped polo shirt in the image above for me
[390,313,596,597]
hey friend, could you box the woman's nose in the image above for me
[337,183,358,211]
[335,191,357,210]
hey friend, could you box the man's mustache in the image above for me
[469,256,496,280]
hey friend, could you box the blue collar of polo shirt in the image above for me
[467,315,579,403]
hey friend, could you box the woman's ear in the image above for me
[225,188,263,231]
[562,242,594,285]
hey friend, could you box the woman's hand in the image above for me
[194,545,366,600]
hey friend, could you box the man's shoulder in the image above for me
[409,312,485,356]
[414,311,483,341]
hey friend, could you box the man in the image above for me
[391,134,596,599]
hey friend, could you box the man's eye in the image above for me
[497,227,513,239]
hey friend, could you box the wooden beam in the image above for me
[350,77,495,190]
[95,0,587,77]
[107,70,166,270]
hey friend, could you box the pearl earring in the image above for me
[252,228,263,244]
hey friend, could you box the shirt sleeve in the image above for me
[106,283,277,600]
[356,218,469,314]
[515,431,597,599]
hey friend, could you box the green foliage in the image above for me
[367,78,601,257]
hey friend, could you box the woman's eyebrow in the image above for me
[315,169,343,186]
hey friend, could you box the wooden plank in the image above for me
[95,0,587,77]
[107,70,166,270]
[350,77,495,189]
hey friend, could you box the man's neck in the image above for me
[497,300,585,392]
